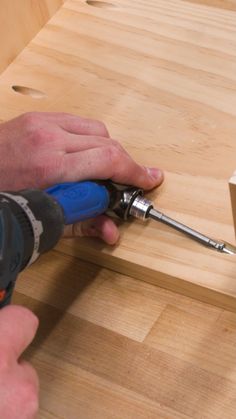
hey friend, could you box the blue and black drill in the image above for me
[0,181,149,308]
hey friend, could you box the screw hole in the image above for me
[12,85,46,99]
[86,1,116,8]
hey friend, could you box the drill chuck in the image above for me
[129,196,153,220]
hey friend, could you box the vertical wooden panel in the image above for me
[0,0,64,74]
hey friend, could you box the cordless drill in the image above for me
[0,181,146,307]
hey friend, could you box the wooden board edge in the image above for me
[229,173,236,238]
[55,243,236,313]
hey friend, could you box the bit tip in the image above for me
[221,242,236,255]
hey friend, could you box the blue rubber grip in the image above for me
[45,181,110,225]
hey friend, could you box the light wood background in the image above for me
[187,0,236,10]
[0,0,64,74]
[1,0,235,308]
[0,0,236,417]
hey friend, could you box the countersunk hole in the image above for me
[86,1,116,8]
[12,85,46,99]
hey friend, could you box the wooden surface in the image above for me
[14,249,236,418]
[0,0,64,74]
[186,0,236,10]
[1,0,235,308]
[0,1,235,417]
[0,1,236,308]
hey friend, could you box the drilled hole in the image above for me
[86,1,116,8]
[12,85,46,99]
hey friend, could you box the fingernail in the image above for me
[146,167,163,182]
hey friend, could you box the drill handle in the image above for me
[45,181,110,224]
[0,204,24,308]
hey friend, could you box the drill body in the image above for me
[0,181,144,308]
[0,189,64,307]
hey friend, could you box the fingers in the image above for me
[64,215,120,245]
[32,112,110,137]
[58,115,110,137]
[19,112,111,152]
[63,134,113,153]
[0,306,39,360]
[63,146,164,190]
[2,111,164,194]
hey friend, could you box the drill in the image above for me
[0,181,147,307]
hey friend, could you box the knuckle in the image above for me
[29,130,58,151]
[21,112,41,129]
[28,128,51,148]
[21,113,57,149]
[83,118,109,136]
[106,144,122,165]
[19,112,47,148]
[93,119,109,136]
[110,138,123,149]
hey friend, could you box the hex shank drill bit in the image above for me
[128,194,236,255]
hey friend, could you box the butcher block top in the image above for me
[0,0,236,417]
